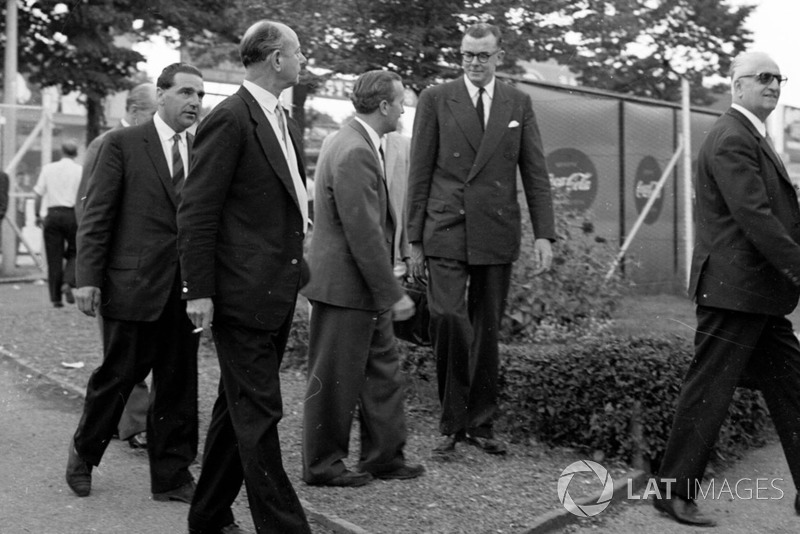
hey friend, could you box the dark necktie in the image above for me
[171,133,184,190]
[765,132,784,168]
[476,87,485,131]
[378,145,386,175]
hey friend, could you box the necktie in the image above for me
[275,103,287,145]
[378,144,386,175]
[765,132,786,169]
[171,134,184,190]
[476,87,485,131]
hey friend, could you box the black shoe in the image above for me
[310,469,373,487]
[432,432,465,458]
[127,432,147,449]
[653,495,717,527]
[66,440,92,497]
[188,523,250,534]
[371,463,425,480]
[62,284,75,304]
[466,434,507,455]
[153,480,196,503]
[53,301,64,308]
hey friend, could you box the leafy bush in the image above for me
[497,335,773,468]
[503,192,626,343]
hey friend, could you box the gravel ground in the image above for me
[0,279,608,534]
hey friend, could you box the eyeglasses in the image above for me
[738,72,788,86]
[460,50,501,64]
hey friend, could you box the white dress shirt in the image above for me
[242,80,309,233]
[464,75,496,129]
[355,116,384,171]
[153,112,188,179]
[33,157,82,213]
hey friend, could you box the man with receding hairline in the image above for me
[178,19,310,534]
[654,51,800,527]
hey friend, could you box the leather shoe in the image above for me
[153,480,196,503]
[188,523,250,534]
[466,434,507,455]
[653,495,717,527]
[66,440,92,497]
[371,463,425,480]
[312,469,373,487]
[128,432,147,449]
[432,432,465,458]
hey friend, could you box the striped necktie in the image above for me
[171,133,184,190]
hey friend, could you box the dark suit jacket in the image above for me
[690,107,800,316]
[302,120,403,311]
[75,123,123,223]
[76,120,182,321]
[177,86,308,331]
[407,77,555,264]
[0,171,8,221]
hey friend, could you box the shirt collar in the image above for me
[354,117,382,153]
[463,75,495,101]
[153,112,183,142]
[731,103,767,137]
[243,79,282,114]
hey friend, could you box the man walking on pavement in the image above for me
[66,63,204,504]
[34,140,82,308]
[655,51,800,527]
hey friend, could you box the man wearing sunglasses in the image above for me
[407,22,555,458]
[654,51,800,527]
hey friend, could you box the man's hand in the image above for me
[532,238,553,276]
[391,293,415,322]
[409,242,426,280]
[75,286,101,317]
[186,297,214,332]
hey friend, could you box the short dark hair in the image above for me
[350,70,403,114]
[464,22,503,47]
[157,63,203,90]
[61,140,78,158]
[240,20,286,67]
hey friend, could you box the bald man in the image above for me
[654,51,800,527]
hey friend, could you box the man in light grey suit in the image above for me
[302,70,423,487]
[408,22,555,457]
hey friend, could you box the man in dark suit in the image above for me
[66,63,204,504]
[407,22,555,457]
[75,82,158,450]
[654,52,800,527]
[177,20,310,534]
[302,70,423,487]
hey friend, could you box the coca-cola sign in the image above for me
[546,148,598,210]
[633,156,663,224]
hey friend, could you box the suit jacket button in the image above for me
[459,209,465,215]
[291,259,298,265]
[453,152,460,158]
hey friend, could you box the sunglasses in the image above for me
[738,72,788,86]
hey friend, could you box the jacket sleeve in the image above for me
[517,93,556,242]
[406,88,438,243]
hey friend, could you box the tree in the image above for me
[1,0,231,143]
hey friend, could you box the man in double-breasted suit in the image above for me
[407,22,555,457]
[301,70,423,487]
[654,52,800,527]
[66,63,204,502]
[178,20,311,534]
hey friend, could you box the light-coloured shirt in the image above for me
[355,116,384,171]
[242,80,309,233]
[464,75,496,129]
[153,112,188,179]
[731,103,767,137]
[34,157,82,213]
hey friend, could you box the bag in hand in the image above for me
[393,276,431,346]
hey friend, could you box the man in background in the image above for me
[34,140,82,308]
[407,22,555,458]
[66,63,204,504]
[302,70,422,487]
[178,20,311,534]
[654,51,800,527]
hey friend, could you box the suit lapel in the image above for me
[143,121,179,208]
[469,82,513,181]
[237,87,304,214]
[348,120,395,229]
[729,108,792,185]
[447,80,484,154]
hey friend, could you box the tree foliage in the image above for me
[1,0,230,142]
